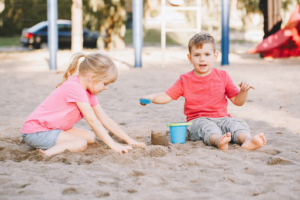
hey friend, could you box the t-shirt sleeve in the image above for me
[165,78,184,100]
[225,72,240,98]
[66,87,89,103]
[90,94,98,107]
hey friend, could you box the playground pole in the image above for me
[47,0,58,70]
[133,0,143,68]
[221,0,230,66]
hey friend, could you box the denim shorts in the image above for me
[22,129,62,149]
[187,117,250,146]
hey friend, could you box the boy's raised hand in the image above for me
[140,95,154,106]
[238,81,255,91]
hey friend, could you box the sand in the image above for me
[0,47,300,199]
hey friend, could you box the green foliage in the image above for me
[0,0,129,49]
[235,0,299,28]
[237,0,299,15]
[0,0,46,36]
[86,0,127,49]
[0,0,72,36]
[237,0,260,14]
[82,0,126,31]
[282,0,300,12]
[123,29,180,45]
[0,36,19,46]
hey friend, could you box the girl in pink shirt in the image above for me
[22,52,145,156]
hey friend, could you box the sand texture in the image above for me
[0,48,300,199]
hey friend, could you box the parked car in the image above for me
[21,20,98,49]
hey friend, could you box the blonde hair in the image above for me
[56,52,118,88]
[188,32,216,53]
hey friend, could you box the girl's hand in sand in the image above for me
[238,81,255,91]
[127,139,146,147]
[111,143,133,154]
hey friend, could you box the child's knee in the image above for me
[87,132,96,144]
[77,139,88,151]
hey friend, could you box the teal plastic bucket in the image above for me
[167,122,192,144]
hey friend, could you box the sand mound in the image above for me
[1,49,300,199]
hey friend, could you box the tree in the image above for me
[71,0,83,52]
[86,0,126,50]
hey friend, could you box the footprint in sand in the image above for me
[262,149,281,156]
[62,187,79,195]
[267,156,293,165]
[127,189,137,193]
[77,159,94,165]
[131,170,145,177]
[20,183,30,188]
[94,190,110,198]
[58,158,72,165]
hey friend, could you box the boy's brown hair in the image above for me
[188,32,216,53]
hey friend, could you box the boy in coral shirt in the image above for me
[141,32,266,150]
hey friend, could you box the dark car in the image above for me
[21,20,98,49]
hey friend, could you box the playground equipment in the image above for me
[160,0,230,67]
[221,0,230,65]
[161,0,202,68]
[133,0,143,68]
[47,0,58,70]
[47,0,231,69]
[248,5,300,58]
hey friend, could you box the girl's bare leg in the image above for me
[41,131,89,156]
[238,132,267,150]
[65,127,96,144]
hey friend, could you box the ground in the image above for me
[0,47,300,199]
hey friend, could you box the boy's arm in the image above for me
[76,102,134,153]
[92,104,145,146]
[229,81,255,106]
[141,92,173,105]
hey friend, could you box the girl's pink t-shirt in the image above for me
[22,75,98,134]
[166,68,240,122]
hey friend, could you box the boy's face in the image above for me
[187,43,219,76]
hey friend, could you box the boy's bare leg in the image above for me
[238,132,267,150]
[209,133,231,150]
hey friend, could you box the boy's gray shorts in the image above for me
[22,129,62,149]
[187,117,250,146]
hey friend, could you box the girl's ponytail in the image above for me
[56,53,86,88]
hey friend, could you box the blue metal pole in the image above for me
[133,0,143,68]
[47,0,58,70]
[221,0,230,66]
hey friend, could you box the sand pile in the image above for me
[0,48,300,199]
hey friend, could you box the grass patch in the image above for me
[0,36,20,46]
[123,29,181,45]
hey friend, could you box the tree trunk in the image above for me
[71,0,83,52]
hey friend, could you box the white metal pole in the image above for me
[161,0,166,68]
[196,0,201,33]
[47,0,58,70]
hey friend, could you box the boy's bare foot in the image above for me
[241,133,266,150]
[217,132,231,150]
